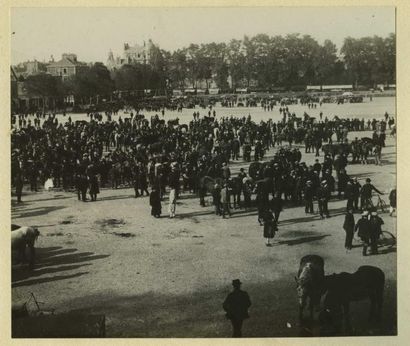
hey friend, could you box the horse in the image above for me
[320,265,385,334]
[198,176,223,206]
[295,255,325,322]
[228,176,243,209]
[12,226,40,269]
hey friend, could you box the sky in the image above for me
[11,6,395,65]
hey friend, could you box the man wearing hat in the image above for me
[360,178,383,211]
[316,180,330,219]
[343,208,355,250]
[222,279,252,337]
[355,211,372,256]
[304,180,314,214]
[345,180,355,211]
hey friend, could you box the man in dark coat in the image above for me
[355,211,372,256]
[345,180,354,211]
[223,279,252,337]
[149,187,162,218]
[337,169,349,199]
[271,192,283,222]
[360,178,383,211]
[313,159,321,175]
[316,180,330,219]
[14,166,24,203]
[139,164,149,196]
[343,209,355,250]
[304,180,314,214]
[389,188,396,216]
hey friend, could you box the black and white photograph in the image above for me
[9,6,397,338]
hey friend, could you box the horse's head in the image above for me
[295,264,314,303]
[295,277,309,306]
[32,227,40,242]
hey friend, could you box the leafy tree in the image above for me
[24,73,63,110]
[316,40,338,86]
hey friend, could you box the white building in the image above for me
[107,40,153,70]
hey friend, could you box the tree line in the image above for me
[21,33,395,105]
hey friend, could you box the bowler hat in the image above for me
[232,279,242,287]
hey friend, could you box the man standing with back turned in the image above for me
[223,279,252,337]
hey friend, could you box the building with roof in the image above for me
[13,60,47,79]
[107,40,153,70]
[46,53,88,81]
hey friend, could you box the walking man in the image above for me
[263,209,277,246]
[355,211,371,256]
[223,279,252,337]
[343,209,355,250]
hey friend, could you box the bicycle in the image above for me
[376,195,388,213]
[378,231,396,249]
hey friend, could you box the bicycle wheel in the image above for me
[378,231,396,248]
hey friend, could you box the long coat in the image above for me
[149,190,162,216]
[263,212,277,239]
[223,289,251,320]
[355,217,371,241]
[343,213,355,232]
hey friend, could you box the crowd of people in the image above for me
[11,102,395,247]
[11,98,397,338]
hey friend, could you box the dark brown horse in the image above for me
[320,265,385,334]
[295,255,325,322]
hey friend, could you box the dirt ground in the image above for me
[47,96,395,126]
[11,112,396,337]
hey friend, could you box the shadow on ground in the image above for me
[12,246,109,287]
[12,206,67,219]
[62,278,396,338]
